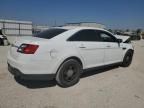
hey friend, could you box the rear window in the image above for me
[34,29,67,39]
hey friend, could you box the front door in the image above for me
[99,31,123,64]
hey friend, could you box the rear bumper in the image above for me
[7,50,59,75]
[8,63,55,80]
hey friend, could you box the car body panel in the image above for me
[7,27,134,78]
[71,41,106,68]
[104,42,123,65]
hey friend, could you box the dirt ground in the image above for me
[0,40,144,108]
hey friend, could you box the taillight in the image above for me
[17,44,39,54]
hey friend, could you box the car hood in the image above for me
[115,35,130,42]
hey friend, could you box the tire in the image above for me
[121,50,133,67]
[56,59,82,88]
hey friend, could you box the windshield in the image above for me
[34,28,67,39]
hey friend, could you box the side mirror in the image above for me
[117,39,123,43]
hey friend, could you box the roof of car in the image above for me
[53,26,106,31]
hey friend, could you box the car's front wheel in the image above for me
[121,50,133,67]
[56,59,82,88]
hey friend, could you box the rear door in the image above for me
[99,30,123,64]
[68,29,106,69]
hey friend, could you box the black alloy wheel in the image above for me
[56,59,82,87]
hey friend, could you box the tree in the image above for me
[126,29,130,32]
[136,29,142,40]
[136,29,141,35]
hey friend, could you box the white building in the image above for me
[0,19,32,36]
[65,22,106,29]
[32,25,49,34]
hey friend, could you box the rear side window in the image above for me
[34,29,67,39]
[68,30,101,41]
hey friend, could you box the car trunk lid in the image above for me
[10,36,48,59]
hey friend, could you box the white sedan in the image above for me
[7,27,134,87]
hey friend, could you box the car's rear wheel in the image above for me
[122,50,133,67]
[56,59,82,88]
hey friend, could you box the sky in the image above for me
[0,0,144,29]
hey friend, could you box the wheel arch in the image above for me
[58,56,83,69]
[62,56,83,67]
[125,49,134,55]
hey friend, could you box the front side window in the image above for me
[99,31,117,42]
[34,29,67,39]
[68,30,101,42]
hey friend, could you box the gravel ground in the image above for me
[0,40,144,108]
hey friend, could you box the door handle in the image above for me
[106,45,111,48]
[79,44,86,48]
[122,47,126,50]
[79,46,86,48]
